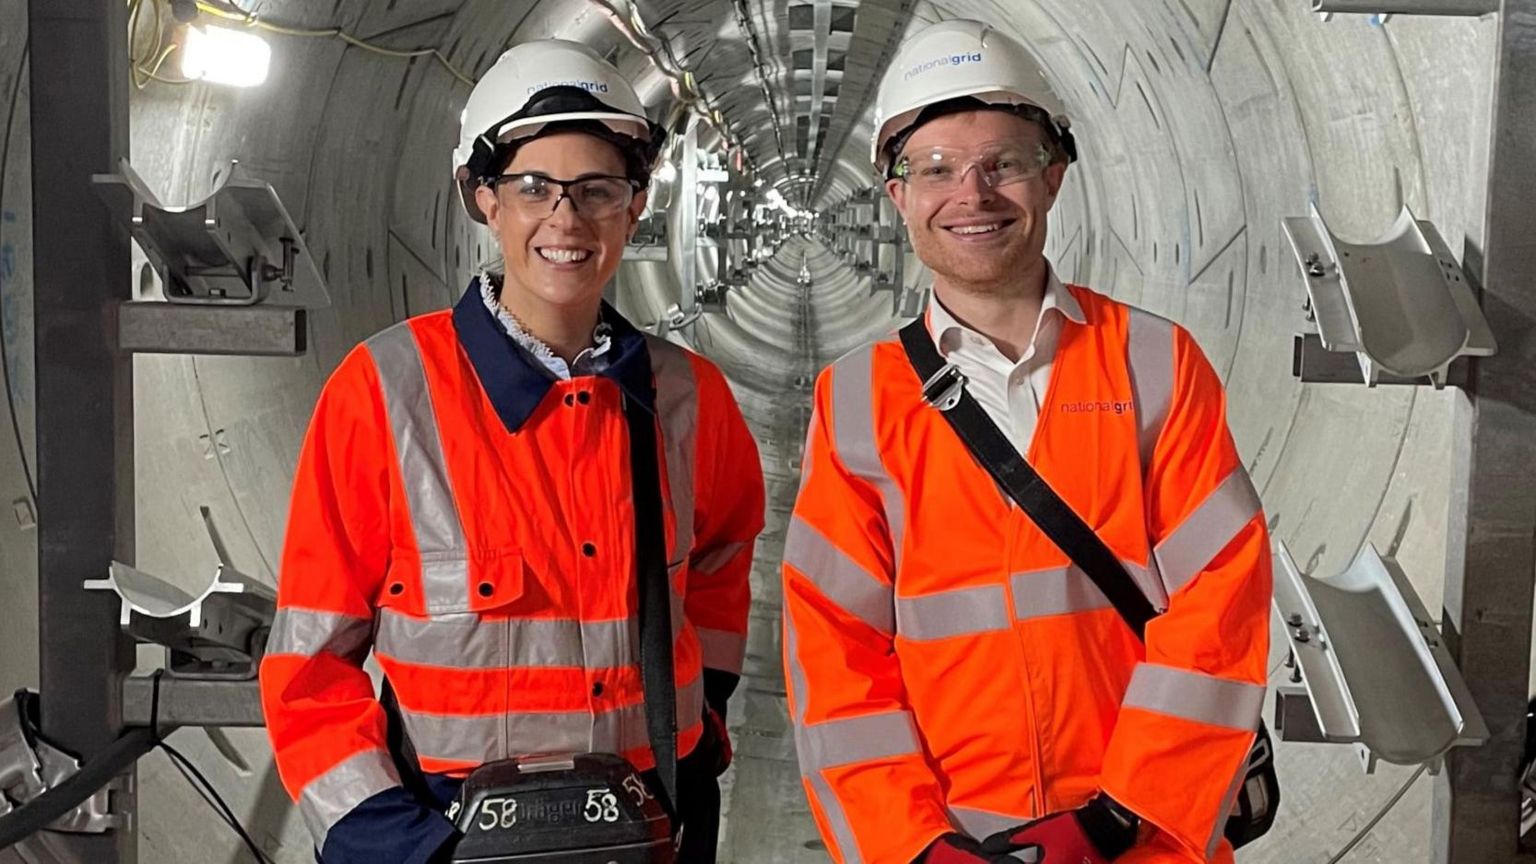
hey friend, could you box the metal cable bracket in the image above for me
[1283,203,1496,388]
[1271,540,1488,774]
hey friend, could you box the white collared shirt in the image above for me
[479,273,611,380]
[926,267,1086,456]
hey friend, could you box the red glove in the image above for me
[979,796,1139,864]
[920,832,1036,863]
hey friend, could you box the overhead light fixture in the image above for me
[181,24,271,88]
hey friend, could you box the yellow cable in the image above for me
[137,65,195,86]
[191,0,473,85]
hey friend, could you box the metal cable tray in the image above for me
[82,507,273,679]
[93,159,329,309]
[1271,540,1487,772]
[1283,203,1495,388]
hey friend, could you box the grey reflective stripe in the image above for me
[401,676,703,764]
[675,672,704,734]
[375,610,634,670]
[366,324,470,613]
[1009,565,1113,620]
[266,608,372,664]
[1123,558,1170,613]
[830,344,908,569]
[1126,307,1174,470]
[810,773,864,863]
[669,560,687,641]
[696,627,746,675]
[783,515,894,636]
[1208,758,1250,858]
[648,335,698,563]
[798,403,821,494]
[419,554,469,614]
[692,541,746,577]
[403,709,580,765]
[604,675,704,754]
[797,710,920,771]
[1154,467,1262,595]
[299,748,401,847]
[948,805,1027,841]
[896,584,1009,641]
[785,605,809,725]
[1123,663,1265,731]
[595,701,652,755]
[786,602,862,862]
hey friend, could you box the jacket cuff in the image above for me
[320,786,459,864]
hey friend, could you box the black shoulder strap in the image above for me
[896,319,1157,640]
[624,393,679,816]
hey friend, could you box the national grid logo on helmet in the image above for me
[527,79,611,95]
[904,51,984,81]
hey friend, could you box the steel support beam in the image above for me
[1291,333,1470,388]
[1433,2,1536,861]
[1313,0,1499,14]
[28,1,137,860]
[118,303,308,356]
[122,677,263,729]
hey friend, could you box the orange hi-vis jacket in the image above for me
[783,284,1271,864]
[260,283,764,853]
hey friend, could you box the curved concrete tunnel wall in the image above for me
[0,0,1511,861]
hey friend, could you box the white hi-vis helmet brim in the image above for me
[871,19,1071,173]
[452,39,658,224]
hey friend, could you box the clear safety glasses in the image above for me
[892,139,1055,193]
[492,172,641,219]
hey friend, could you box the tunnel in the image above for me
[0,0,1532,862]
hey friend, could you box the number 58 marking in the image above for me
[478,796,518,831]
[584,789,621,823]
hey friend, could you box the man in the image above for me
[260,39,764,864]
[783,19,1270,864]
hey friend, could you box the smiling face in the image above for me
[474,131,648,314]
[885,110,1067,295]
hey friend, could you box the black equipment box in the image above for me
[448,753,675,863]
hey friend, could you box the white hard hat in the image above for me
[452,39,666,223]
[871,19,1076,175]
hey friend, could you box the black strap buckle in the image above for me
[920,363,966,411]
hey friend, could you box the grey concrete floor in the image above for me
[0,1,1516,862]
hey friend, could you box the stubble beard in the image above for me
[914,224,1044,299]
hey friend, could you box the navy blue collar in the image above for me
[451,277,656,433]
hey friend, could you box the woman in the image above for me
[260,39,764,864]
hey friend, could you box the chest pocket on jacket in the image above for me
[374,546,531,679]
[378,546,527,615]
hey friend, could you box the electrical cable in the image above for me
[1321,764,1427,864]
[192,0,473,86]
[143,669,275,864]
[158,740,276,864]
[0,725,159,850]
[0,672,275,863]
[128,0,193,87]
